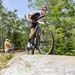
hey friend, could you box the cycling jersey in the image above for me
[26,10,45,28]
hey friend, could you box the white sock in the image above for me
[27,42,31,47]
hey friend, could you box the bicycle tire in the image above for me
[38,28,54,54]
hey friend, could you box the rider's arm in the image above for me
[25,14,32,22]
[38,17,47,24]
[38,21,45,24]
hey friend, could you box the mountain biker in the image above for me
[25,5,48,49]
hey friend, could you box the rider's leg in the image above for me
[28,22,38,42]
[27,22,38,49]
[29,28,36,42]
[27,28,36,49]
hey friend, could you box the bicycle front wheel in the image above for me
[39,28,54,54]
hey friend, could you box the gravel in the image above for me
[0,54,75,75]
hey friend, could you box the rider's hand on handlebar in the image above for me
[43,20,49,24]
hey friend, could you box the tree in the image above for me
[32,0,75,55]
[0,0,26,49]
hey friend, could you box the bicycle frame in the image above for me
[31,23,40,48]
[32,22,49,49]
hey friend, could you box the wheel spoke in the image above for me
[39,29,54,54]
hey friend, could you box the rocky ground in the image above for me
[0,53,75,75]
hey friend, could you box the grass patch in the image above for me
[0,53,13,69]
[55,49,75,56]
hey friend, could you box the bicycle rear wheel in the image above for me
[38,28,54,54]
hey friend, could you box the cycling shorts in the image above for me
[29,22,39,28]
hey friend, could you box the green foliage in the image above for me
[28,0,32,2]
[0,0,27,49]
[34,0,75,55]
[0,53,13,63]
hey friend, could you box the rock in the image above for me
[0,55,75,75]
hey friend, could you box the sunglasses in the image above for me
[41,8,47,11]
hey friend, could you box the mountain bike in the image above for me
[25,22,54,54]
